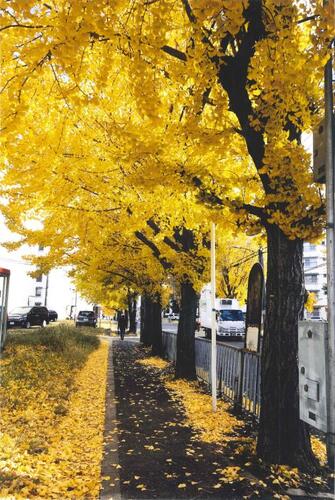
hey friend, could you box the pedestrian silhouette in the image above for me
[118,313,127,340]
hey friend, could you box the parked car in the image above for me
[8,306,49,329]
[48,310,58,322]
[75,311,97,328]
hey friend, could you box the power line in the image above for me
[0,256,32,266]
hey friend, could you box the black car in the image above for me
[8,306,49,329]
[75,311,97,328]
[48,310,58,322]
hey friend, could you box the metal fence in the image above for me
[162,330,261,418]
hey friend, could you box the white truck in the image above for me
[199,285,245,339]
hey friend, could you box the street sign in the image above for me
[245,263,264,352]
[313,119,326,183]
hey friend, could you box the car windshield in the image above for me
[219,309,244,321]
[10,307,31,314]
[78,311,94,317]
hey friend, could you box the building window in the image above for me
[36,275,43,283]
[311,308,321,319]
[305,274,318,284]
[304,257,318,268]
[35,287,43,297]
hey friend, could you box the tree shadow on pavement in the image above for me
[100,341,250,499]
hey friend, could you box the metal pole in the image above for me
[44,273,49,307]
[324,40,335,468]
[211,222,217,412]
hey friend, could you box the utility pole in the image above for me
[211,222,217,412]
[324,21,335,468]
[44,273,49,307]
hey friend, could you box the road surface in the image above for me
[162,320,245,349]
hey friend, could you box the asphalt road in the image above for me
[162,320,245,349]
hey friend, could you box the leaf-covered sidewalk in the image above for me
[101,339,242,499]
[100,340,333,500]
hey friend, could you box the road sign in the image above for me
[245,263,264,352]
[313,119,326,183]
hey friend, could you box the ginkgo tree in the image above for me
[1,0,333,469]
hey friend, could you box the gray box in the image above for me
[313,119,326,184]
[298,321,328,432]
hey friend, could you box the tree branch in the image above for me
[161,45,187,61]
[181,0,197,23]
[134,231,171,270]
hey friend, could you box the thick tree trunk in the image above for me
[141,295,154,347]
[175,282,197,380]
[140,297,145,342]
[151,298,163,357]
[127,293,137,333]
[140,295,163,354]
[257,225,317,469]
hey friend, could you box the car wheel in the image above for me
[26,321,31,329]
[42,319,47,328]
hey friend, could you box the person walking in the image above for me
[118,313,127,340]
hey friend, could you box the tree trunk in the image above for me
[140,297,145,342]
[127,293,137,333]
[141,295,154,347]
[151,297,163,357]
[175,282,197,380]
[257,225,317,470]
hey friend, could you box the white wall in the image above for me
[0,219,92,319]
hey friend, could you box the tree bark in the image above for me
[127,292,137,333]
[140,296,145,342]
[257,225,317,469]
[151,297,163,357]
[141,295,154,347]
[175,281,197,380]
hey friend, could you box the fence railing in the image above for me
[162,330,261,418]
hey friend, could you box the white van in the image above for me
[199,285,245,338]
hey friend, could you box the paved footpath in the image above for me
[99,338,244,500]
[99,339,335,500]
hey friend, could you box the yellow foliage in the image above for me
[311,436,327,466]
[137,357,170,370]
[305,292,317,313]
[0,340,108,498]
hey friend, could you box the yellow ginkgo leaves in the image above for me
[137,356,170,370]
[0,330,108,499]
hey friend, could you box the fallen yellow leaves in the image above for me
[311,436,327,466]
[137,356,169,370]
[0,338,108,499]
[217,466,244,484]
[165,379,243,444]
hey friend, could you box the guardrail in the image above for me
[162,330,261,418]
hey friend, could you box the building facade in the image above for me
[303,241,327,320]
[0,223,92,319]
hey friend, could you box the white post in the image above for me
[211,222,217,412]
[324,43,335,468]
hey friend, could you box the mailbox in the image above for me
[298,321,328,432]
